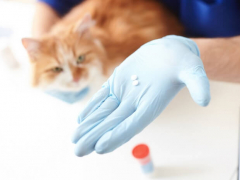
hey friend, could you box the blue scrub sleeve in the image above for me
[38,0,83,16]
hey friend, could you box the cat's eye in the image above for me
[77,55,85,64]
[52,67,63,72]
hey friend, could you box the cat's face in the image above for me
[22,15,106,92]
[22,35,105,92]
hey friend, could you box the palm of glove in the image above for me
[72,36,210,157]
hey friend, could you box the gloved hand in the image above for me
[46,87,89,104]
[72,35,211,157]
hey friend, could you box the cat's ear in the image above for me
[22,38,41,53]
[74,13,95,36]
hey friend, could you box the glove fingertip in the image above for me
[74,148,85,157]
[74,141,93,157]
[194,94,211,107]
[71,130,79,144]
[95,147,105,154]
[180,65,211,107]
[95,133,112,154]
[192,76,211,107]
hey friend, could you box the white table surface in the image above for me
[0,2,239,180]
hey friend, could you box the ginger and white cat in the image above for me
[22,0,183,94]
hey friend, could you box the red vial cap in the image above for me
[132,144,149,159]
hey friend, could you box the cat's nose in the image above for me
[73,77,80,82]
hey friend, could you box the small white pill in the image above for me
[131,75,138,81]
[132,80,139,86]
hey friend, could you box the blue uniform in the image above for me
[38,0,240,37]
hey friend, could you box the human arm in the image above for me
[32,1,60,37]
[32,0,82,37]
[192,36,240,83]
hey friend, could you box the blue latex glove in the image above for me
[45,87,89,104]
[72,35,211,157]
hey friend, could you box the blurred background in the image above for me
[0,0,240,180]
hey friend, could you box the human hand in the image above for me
[72,35,211,157]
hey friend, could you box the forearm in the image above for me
[32,2,60,37]
[192,36,240,83]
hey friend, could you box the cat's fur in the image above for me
[22,0,183,92]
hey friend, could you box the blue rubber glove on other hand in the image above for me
[72,35,211,157]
